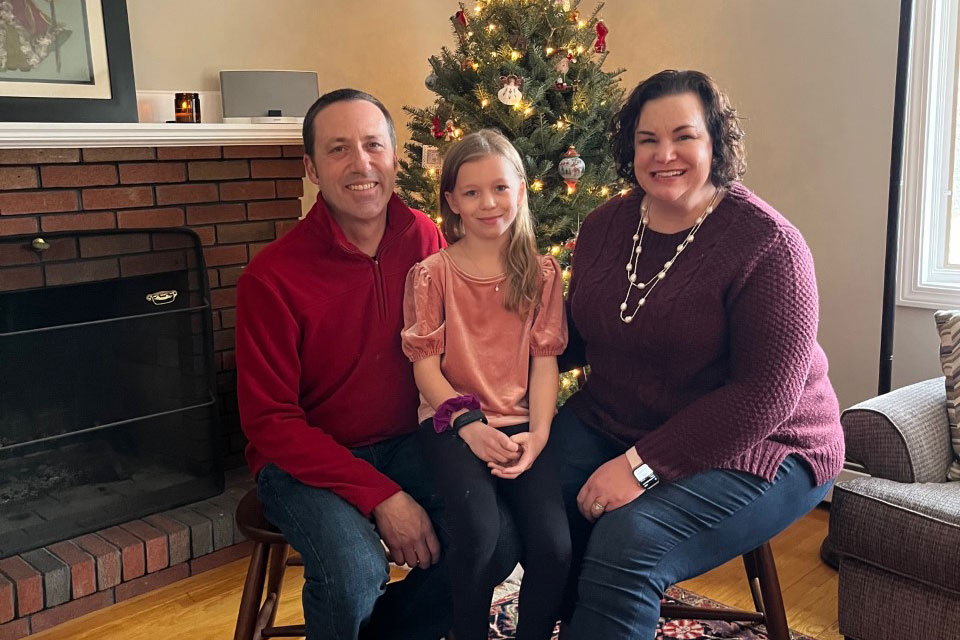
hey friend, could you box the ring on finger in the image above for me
[591,501,606,514]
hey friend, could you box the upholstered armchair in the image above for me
[827,376,960,640]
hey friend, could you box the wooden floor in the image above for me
[31,506,839,640]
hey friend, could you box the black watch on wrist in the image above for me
[625,446,659,490]
[451,409,488,434]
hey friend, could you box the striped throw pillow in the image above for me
[934,310,960,481]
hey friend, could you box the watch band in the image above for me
[624,446,659,490]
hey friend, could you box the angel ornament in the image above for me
[497,75,524,106]
[554,54,574,91]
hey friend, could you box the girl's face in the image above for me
[444,154,525,242]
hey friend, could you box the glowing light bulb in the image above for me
[427,167,437,177]
[620,188,630,196]
[487,23,497,32]
[576,45,585,54]
[531,179,544,192]
[577,20,586,28]
[551,245,561,255]
[545,46,555,55]
[436,216,443,224]
[481,98,490,107]
[567,184,576,195]
[510,50,521,61]
[474,3,482,13]
[471,62,480,70]
[523,106,533,116]
[600,186,610,196]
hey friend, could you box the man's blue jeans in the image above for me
[551,406,833,639]
[257,430,519,640]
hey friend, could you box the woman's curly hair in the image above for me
[610,70,746,188]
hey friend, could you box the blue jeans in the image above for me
[257,431,520,640]
[551,406,832,640]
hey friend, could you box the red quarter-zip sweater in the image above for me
[236,193,445,516]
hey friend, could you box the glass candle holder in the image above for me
[174,92,201,123]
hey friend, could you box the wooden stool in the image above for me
[660,542,790,640]
[233,488,305,640]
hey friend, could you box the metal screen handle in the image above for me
[146,290,178,305]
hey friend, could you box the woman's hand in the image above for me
[458,421,521,465]
[576,454,644,522]
[489,430,548,479]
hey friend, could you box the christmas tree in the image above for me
[396,0,625,248]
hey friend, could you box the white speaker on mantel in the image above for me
[219,70,319,124]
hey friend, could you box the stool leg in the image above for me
[263,543,290,628]
[742,547,765,614]
[234,540,270,640]
[754,542,790,640]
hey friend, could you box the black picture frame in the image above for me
[0,0,137,123]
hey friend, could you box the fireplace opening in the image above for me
[0,230,223,557]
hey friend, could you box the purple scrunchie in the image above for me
[433,394,482,433]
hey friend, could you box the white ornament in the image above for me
[498,75,524,106]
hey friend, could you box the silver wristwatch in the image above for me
[625,446,659,490]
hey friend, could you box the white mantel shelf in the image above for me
[0,122,303,149]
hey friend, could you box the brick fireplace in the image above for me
[0,135,306,638]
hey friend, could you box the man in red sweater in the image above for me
[235,90,516,640]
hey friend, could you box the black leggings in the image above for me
[420,422,571,640]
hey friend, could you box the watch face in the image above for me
[633,464,659,490]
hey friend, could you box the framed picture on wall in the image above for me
[0,0,137,122]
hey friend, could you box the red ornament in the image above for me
[594,20,609,53]
[454,3,469,30]
[431,116,445,139]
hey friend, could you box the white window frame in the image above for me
[899,0,960,309]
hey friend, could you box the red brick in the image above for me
[79,233,150,258]
[204,245,248,266]
[119,521,169,574]
[221,308,237,328]
[185,203,244,225]
[276,178,305,198]
[82,186,152,210]
[249,241,273,259]
[71,534,121,591]
[28,590,114,633]
[96,527,145,582]
[0,266,42,291]
[119,162,186,184]
[216,221,274,244]
[156,182,218,205]
[44,258,118,286]
[0,617,29,640]
[0,148,79,164]
[117,207,185,229]
[0,573,12,624]
[187,160,249,181]
[0,217,38,236]
[156,146,221,160]
[220,180,275,201]
[142,515,191,566]
[275,219,298,238]
[120,250,188,277]
[82,147,155,162]
[214,328,236,351]
[47,541,96,599]
[211,287,237,309]
[0,190,77,215]
[37,237,78,262]
[189,541,253,575]
[114,564,190,604]
[207,268,220,288]
[223,145,283,158]
[40,164,117,188]
[195,226,216,245]
[282,144,306,157]
[218,266,244,287]
[41,211,115,232]
[0,557,42,617]
[0,166,37,190]
[221,349,237,370]
[247,199,302,220]
[250,159,305,179]
[211,311,222,330]
[0,240,38,268]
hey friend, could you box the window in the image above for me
[899,0,960,308]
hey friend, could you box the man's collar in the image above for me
[305,192,416,254]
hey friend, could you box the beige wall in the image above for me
[127,0,902,410]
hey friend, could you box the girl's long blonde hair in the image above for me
[440,129,541,314]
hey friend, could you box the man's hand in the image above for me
[371,491,440,569]
[576,454,644,522]
[458,421,521,465]
[489,430,547,479]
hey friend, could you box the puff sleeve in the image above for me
[530,255,568,356]
[401,262,446,361]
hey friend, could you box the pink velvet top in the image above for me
[401,250,568,428]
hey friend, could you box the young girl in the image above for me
[401,129,571,640]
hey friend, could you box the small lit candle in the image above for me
[174,92,201,123]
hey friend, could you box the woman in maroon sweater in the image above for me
[553,70,845,639]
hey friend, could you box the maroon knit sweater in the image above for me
[564,183,844,486]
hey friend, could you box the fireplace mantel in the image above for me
[0,122,302,149]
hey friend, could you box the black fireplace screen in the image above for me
[0,230,223,557]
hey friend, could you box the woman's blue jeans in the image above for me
[551,406,832,640]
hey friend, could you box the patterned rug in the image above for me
[488,584,816,639]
